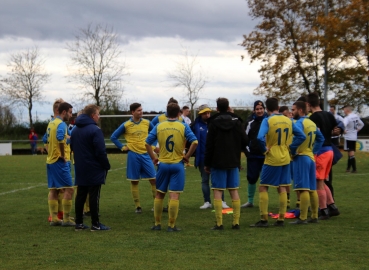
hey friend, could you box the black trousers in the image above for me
[75,185,101,226]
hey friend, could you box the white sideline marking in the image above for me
[335,173,369,177]
[0,183,45,196]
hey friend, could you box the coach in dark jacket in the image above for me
[204,98,248,230]
[71,104,111,231]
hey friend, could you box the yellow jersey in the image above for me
[46,117,70,164]
[146,120,198,164]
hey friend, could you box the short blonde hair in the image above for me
[83,104,100,117]
[53,98,64,114]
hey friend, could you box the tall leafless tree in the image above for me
[167,49,207,114]
[0,47,50,127]
[66,23,128,107]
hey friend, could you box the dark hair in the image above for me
[130,103,141,112]
[279,106,288,113]
[330,105,335,109]
[167,97,178,105]
[293,101,306,114]
[167,103,180,118]
[58,102,73,114]
[297,96,307,102]
[83,104,100,117]
[216,97,229,112]
[265,98,279,112]
[182,106,189,110]
[307,93,320,107]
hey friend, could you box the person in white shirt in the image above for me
[181,106,192,126]
[342,105,364,173]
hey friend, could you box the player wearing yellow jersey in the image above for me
[250,98,305,227]
[46,102,75,226]
[290,101,324,224]
[151,97,185,126]
[146,103,198,232]
[111,103,156,213]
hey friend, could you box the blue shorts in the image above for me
[156,161,185,193]
[47,160,73,189]
[127,151,156,181]
[211,168,239,190]
[292,155,316,190]
[260,164,291,187]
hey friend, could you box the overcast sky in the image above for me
[0,0,262,123]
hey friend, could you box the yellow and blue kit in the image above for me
[291,116,324,190]
[111,118,156,180]
[146,120,198,193]
[257,114,305,187]
[45,116,73,189]
[151,113,184,126]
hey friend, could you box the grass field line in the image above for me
[0,183,45,196]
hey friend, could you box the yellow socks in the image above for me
[58,192,63,212]
[168,199,179,228]
[84,193,90,213]
[214,199,223,226]
[151,184,156,199]
[62,199,73,222]
[232,199,241,226]
[259,191,269,221]
[309,190,319,219]
[48,200,58,222]
[154,198,163,226]
[130,183,140,208]
[299,191,310,220]
[278,192,287,221]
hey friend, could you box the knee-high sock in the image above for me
[232,199,241,225]
[309,190,319,219]
[168,199,179,228]
[58,192,63,212]
[248,184,256,204]
[347,157,352,170]
[130,183,140,208]
[84,193,90,213]
[317,189,327,209]
[259,191,269,221]
[62,199,73,222]
[167,196,171,207]
[278,191,287,221]
[151,184,156,199]
[214,199,223,226]
[48,200,58,222]
[350,156,356,171]
[299,191,309,220]
[324,184,334,205]
[154,198,163,226]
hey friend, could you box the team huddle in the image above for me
[44,93,364,231]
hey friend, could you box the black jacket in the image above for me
[204,112,248,169]
[71,114,110,186]
[245,113,268,158]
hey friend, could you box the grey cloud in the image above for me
[0,0,254,42]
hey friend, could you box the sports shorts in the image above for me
[156,161,185,193]
[292,155,316,191]
[315,150,333,180]
[126,151,156,181]
[344,140,356,152]
[47,159,73,189]
[260,163,291,187]
[211,168,239,190]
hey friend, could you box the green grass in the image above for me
[1,152,369,269]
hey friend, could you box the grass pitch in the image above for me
[1,152,369,270]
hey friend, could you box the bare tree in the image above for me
[66,23,128,107]
[0,47,50,127]
[167,49,207,114]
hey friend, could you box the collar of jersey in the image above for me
[56,116,62,120]
[130,118,142,124]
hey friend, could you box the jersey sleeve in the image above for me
[256,118,269,153]
[148,120,154,132]
[56,122,67,141]
[151,116,159,126]
[358,118,365,131]
[42,132,48,144]
[110,122,126,150]
[184,124,198,144]
[145,125,158,146]
[289,121,306,154]
[313,129,325,155]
